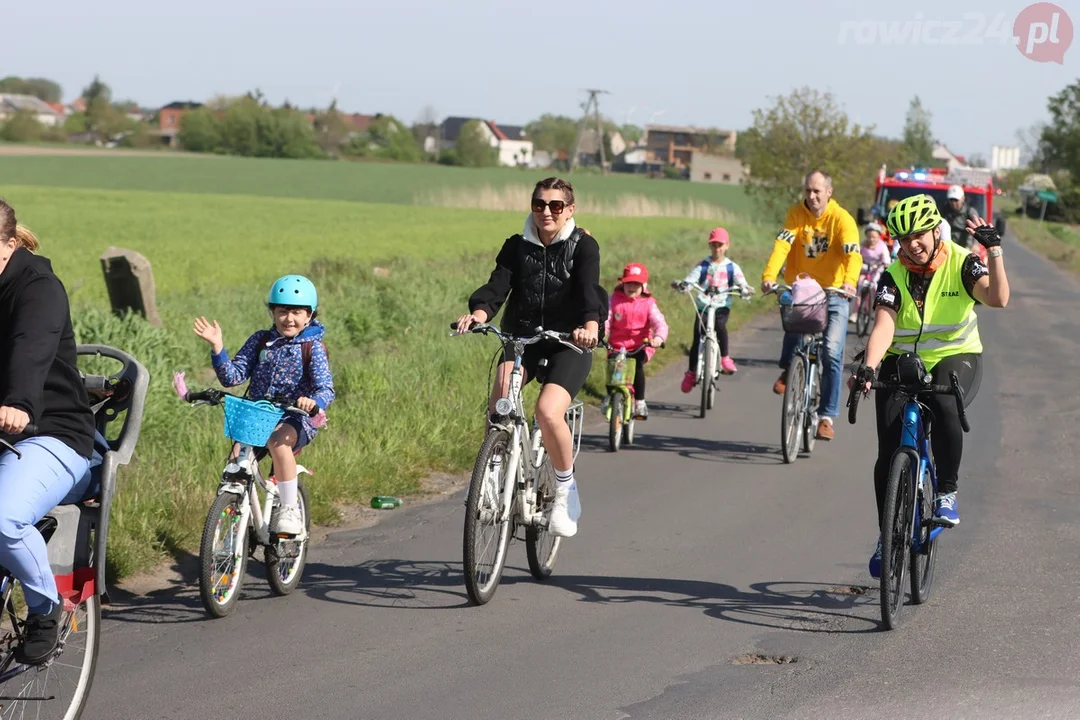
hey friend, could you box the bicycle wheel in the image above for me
[910,464,938,605]
[781,355,806,464]
[463,429,513,605]
[608,393,624,452]
[199,491,249,618]
[265,479,311,596]
[706,339,718,410]
[0,580,100,720]
[880,451,916,630]
[700,339,716,418]
[802,359,820,455]
[624,416,635,446]
[856,289,873,337]
[526,458,562,580]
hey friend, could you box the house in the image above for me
[645,124,737,167]
[436,116,534,167]
[157,101,203,147]
[690,151,746,185]
[487,122,533,167]
[0,94,62,127]
[932,142,966,171]
[70,97,87,114]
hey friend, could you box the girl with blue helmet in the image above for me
[193,275,335,535]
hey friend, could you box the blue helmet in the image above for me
[268,275,318,312]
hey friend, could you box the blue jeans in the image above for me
[0,437,93,614]
[778,294,849,420]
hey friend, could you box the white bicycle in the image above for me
[672,281,751,418]
[173,377,321,618]
[451,324,586,606]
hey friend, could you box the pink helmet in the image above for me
[708,227,730,246]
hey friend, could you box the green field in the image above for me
[0,155,778,581]
[1009,215,1080,276]
[2,154,758,216]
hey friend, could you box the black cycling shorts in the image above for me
[503,340,593,397]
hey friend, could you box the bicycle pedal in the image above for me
[922,518,956,529]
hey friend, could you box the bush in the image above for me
[0,109,43,142]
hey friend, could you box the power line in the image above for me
[570,89,610,174]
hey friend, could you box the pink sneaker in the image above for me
[721,356,738,374]
[681,371,695,393]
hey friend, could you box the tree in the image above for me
[178,107,223,152]
[0,76,62,103]
[314,100,351,156]
[524,114,578,155]
[0,110,44,143]
[902,96,934,166]
[1037,79,1080,180]
[619,124,644,145]
[739,87,896,219]
[967,153,988,168]
[453,119,499,167]
[346,115,423,162]
[80,75,128,138]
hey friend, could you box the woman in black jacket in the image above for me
[455,177,604,539]
[0,199,95,665]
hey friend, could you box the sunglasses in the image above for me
[531,199,568,215]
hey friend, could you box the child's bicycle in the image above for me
[0,345,148,720]
[603,340,664,452]
[854,264,884,338]
[173,375,322,619]
[450,323,586,606]
[672,280,751,419]
[847,352,968,630]
[766,282,852,464]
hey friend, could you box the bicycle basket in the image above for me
[605,355,637,388]
[222,395,285,446]
[780,298,828,334]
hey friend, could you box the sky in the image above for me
[7,0,1078,160]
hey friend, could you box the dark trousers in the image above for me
[873,353,982,525]
[688,307,730,371]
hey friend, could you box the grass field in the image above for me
[1009,215,1080,276]
[0,168,779,581]
[1,154,759,216]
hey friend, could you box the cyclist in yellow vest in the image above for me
[761,169,862,441]
[850,194,1010,578]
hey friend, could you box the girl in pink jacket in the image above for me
[603,262,669,420]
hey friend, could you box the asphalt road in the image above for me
[86,237,1080,720]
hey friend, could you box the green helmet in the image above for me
[886,194,942,238]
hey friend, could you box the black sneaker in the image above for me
[15,602,64,665]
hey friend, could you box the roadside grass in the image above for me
[1008,215,1080,276]
[2,184,777,580]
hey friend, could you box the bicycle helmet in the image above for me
[268,275,318,312]
[886,194,942,238]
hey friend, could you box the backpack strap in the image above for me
[301,340,313,377]
[697,259,709,286]
[727,261,735,289]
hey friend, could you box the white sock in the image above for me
[278,478,298,507]
[555,467,574,488]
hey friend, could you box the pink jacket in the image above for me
[604,290,669,361]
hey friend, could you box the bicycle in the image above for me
[173,378,322,619]
[450,324,587,606]
[847,353,967,630]
[767,283,852,464]
[603,340,663,452]
[854,264,884,338]
[671,281,751,419]
[0,345,148,720]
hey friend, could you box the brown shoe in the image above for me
[772,371,787,395]
[816,418,835,441]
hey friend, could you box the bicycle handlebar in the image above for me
[847,370,969,433]
[765,283,855,301]
[449,322,590,354]
[671,280,753,302]
[1,424,40,459]
[184,387,319,418]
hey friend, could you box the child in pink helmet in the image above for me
[678,227,754,393]
[603,262,668,419]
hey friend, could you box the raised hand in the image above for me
[193,317,224,354]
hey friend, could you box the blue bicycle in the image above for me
[847,351,969,630]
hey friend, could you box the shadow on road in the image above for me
[299,559,473,609]
[579,431,783,465]
[525,574,880,634]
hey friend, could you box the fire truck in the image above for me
[857,165,1005,261]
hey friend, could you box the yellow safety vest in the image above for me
[886,242,982,370]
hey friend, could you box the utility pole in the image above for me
[570,89,610,174]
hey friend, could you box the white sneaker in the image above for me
[548,483,580,538]
[634,400,648,418]
[271,504,304,536]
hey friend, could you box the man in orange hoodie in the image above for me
[761,169,862,441]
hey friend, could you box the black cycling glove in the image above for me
[855,364,876,386]
[971,225,1002,249]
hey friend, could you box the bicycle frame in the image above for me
[605,346,636,424]
[899,400,945,549]
[676,283,747,382]
[217,447,312,548]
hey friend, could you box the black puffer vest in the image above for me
[502,228,584,335]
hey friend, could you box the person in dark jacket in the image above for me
[0,198,95,665]
[455,177,604,539]
[943,185,981,250]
